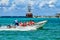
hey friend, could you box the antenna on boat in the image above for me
[26,3,33,18]
[28,3,31,12]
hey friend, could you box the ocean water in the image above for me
[0,18,60,40]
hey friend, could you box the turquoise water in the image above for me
[0,18,60,40]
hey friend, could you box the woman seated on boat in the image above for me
[19,22,23,26]
[23,22,27,26]
[19,22,27,26]
[19,21,35,26]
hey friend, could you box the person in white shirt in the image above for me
[14,19,19,26]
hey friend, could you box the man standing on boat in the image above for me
[14,19,19,26]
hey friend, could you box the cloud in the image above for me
[8,0,26,11]
[39,1,47,8]
[2,7,8,12]
[0,0,9,12]
[38,0,57,8]
[8,3,16,11]
[0,0,9,5]
[13,0,26,5]
[49,5,55,8]
[8,0,35,11]
[0,0,39,11]
[28,0,35,6]
[48,0,57,8]
[0,0,58,12]
[48,0,57,4]
[0,0,26,11]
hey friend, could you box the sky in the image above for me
[0,0,60,16]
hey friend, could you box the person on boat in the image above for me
[14,19,19,26]
[7,25,11,28]
[19,22,23,26]
[27,22,31,26]
[19,22,27,27]
[23,22,27,26]
[30,20,35,25]
[27,20,35,26]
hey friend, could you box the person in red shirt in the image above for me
[19,22,23,26]
[30,20,35,25]
[19,22,27,27]
[27,20,35,26]
[27,22,31,26]
[31,21,35,25]
[23,22,27,26]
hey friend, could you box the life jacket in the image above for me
[27,21,35,26]
[19,22,27,27]
[26,22,31,26]
[31,21,35,24]
[27,22,31,26]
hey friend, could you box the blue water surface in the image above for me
[0,18,60,40]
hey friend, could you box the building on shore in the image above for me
[26,4,33,18]
[33,15,56,18]
[55,13,60,18]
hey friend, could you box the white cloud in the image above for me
[49,5,55,8]
[28,0,35,6]
[38,0,57,8]
[3,7,8,12]
[0,0,9,5]
[48,0,57,8]
[13,0,26,5]
[8,3,16,11]
[39,1,47,8]
[0,0,9,12]
[0,0,38,11]
[8,0,35,11]
[48,0,57,4]
[8,0,26,11]
[0,0,58,12]
[0,0,26,11]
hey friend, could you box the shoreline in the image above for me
[0,16,60,18]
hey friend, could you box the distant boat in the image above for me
[0,20,47,31]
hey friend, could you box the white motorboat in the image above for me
[0,20,47,31]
